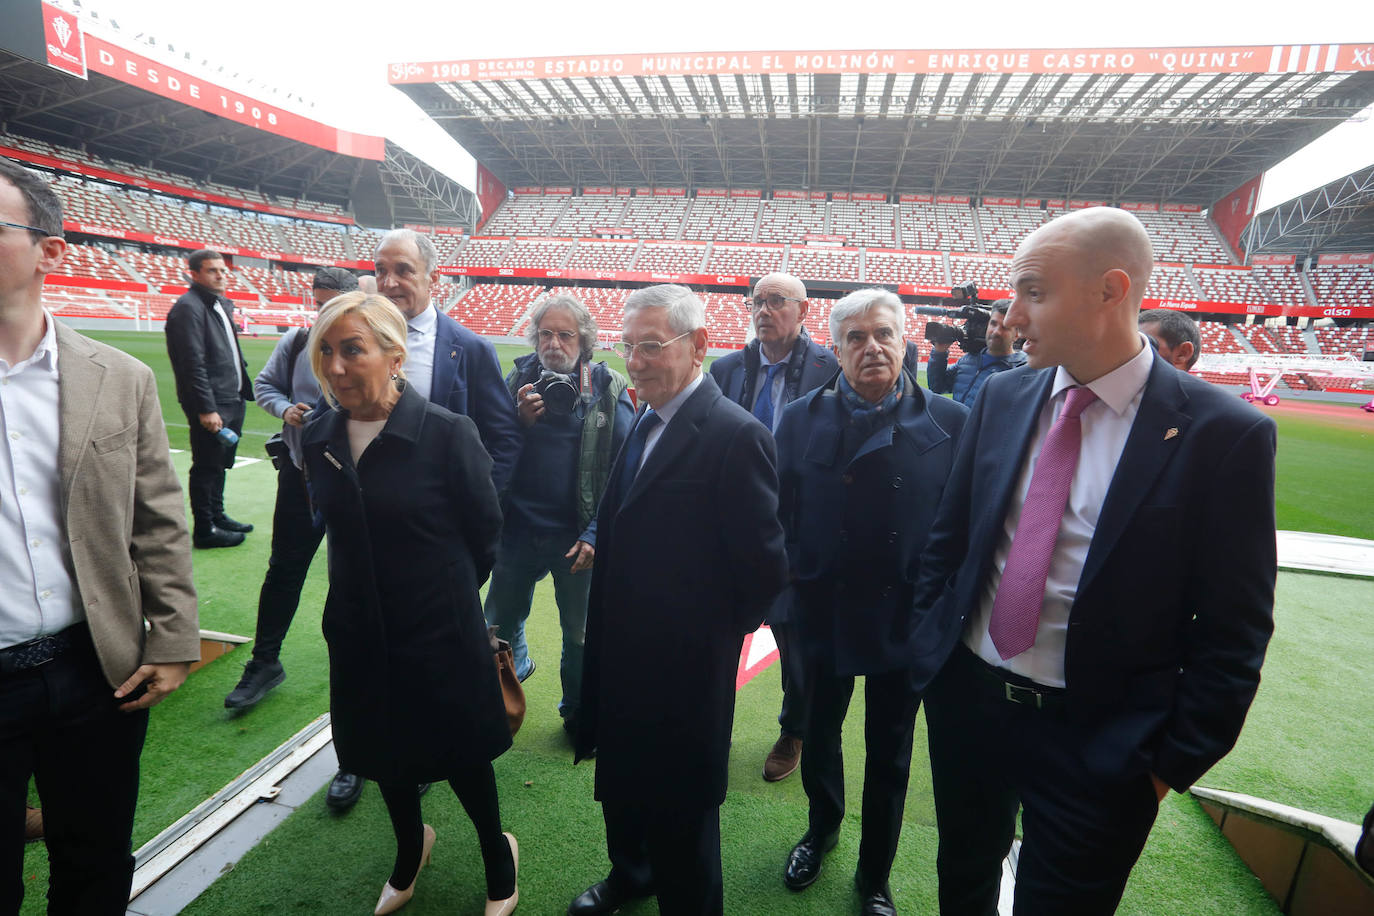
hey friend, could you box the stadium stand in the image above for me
[701,291,752,346]
[1192,266,1270,305]
[864,250,947,287]
[756,199,827,243]
[617,197,689,239]
[277,221,349,260]
[1145,264,1199,301]
[978,205,1049,255]
[1309,262,1374,311]
[120,193,222,243]
[631,240,707,273]
[455,237,513,268]
[829,201,897,248]
[214,210,285,253]
[1250,263,1310,307]
[1133,210,1234,264]
[934,203,981,251]
[446,282,542,336]
[1239,324,1280,354]
[350,226,388,262]
[54,243,136,283]
[683,198,758,242]
[479,195,567,236]
[946,253,1013,292]
[565,240,640,272]
[703,243,784,277]
[1198,320,1248,355]
[51,176,132,229]
[1315,326,1374,357]
[787,246,862,284]
[897,202,944,250]
[1269,325,1309,354]
[502,238,574,270]
[554,197,629,236]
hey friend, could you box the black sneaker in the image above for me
[224,658,285,709]
[214,515,254,533]
[194,525,245,549]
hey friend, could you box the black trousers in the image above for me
[1,627,149,915]
[251,460,324,662]
[602,799,722,916]
[801,664,921,890]
[184,399,245,529]
[773,621,809,738]
[925,646,1161,916]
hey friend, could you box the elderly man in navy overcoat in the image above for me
[774,289,967,916]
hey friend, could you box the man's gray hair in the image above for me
[829,288,905,342]
[528,293,598,361]
[623,284,706,335]
[376,228,437,274]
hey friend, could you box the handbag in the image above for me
[488,626,526,736]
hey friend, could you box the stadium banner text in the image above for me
[390,44,1374,83]
[3,144,354,225]
[84,34,384,160]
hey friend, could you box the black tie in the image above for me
[618,410,661,502]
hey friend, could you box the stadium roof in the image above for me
[0,10,480,228]
[392,45,1374,207]
[1249,164,1374,255]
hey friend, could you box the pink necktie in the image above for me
[989,385,1099,660]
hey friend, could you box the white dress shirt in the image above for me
[404,304,437,402]
[639,371,704,471]
[966,337,1154,686]
[0,311,82,647]
[210,300,243,392]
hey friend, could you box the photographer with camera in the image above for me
[484,294,634,738]
[223,267,358,716]
[926,298,1025,406]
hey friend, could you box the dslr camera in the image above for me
[534,370,579,416]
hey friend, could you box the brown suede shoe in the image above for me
[763,733,802,782]
[24,806,43,842]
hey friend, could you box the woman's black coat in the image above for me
[302,384,510,781]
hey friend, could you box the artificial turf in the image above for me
[15,329,1371,913]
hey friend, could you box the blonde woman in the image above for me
[302,292,517,915]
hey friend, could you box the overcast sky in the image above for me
[78,0,1373,212]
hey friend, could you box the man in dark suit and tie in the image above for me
[569,284,789,916]
[164,248,255,548]
[710,272,838,782]
[910,206,1277,915]
[321,229,522,812]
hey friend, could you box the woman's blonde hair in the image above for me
[308,291,409,408]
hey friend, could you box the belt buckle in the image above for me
[19,635,59,671]
[1003,681,1044,709]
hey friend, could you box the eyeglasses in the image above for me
[0,219,52,237]
[611,330,692,360]
[747,294,802,312]
[538,328,577,344]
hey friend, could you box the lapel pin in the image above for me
[1164,427,1179,441]
[450,350,457,359]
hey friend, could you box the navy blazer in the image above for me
[776,372,967,675]
[431,311,522,492]
[577,374,789,807]
[709,332,839,419]
[911,353,1277,791]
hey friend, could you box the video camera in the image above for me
[921,282,992,357]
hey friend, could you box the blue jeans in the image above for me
[482,528,591,717]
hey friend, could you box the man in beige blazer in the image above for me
[0,158,199,914]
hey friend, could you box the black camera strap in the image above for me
[579,362,593,404]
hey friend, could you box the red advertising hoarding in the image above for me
[390,44,1374,84]
[1250,254,1295,266]
[42,2,86,79]
[1210,175,1263,258]
[1317,252,1374,265]
[475,162,508,229]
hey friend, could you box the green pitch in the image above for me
[17,330,1373,914]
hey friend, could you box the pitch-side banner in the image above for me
[83,34,384,160]
[390,44,1374,84]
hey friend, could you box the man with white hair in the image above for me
[484,293,634,738]
[710,272,838,783]
[569,285,788,916]
[774,289,967,916]
[911,207,1276,914]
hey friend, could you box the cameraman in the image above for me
[926,298,1025,406]
[224,268,356,713]
[484,294,634,737]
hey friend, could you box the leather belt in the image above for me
[0,624,88,677]
[960,644,1067,711]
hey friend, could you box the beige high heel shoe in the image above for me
[483,832,519,916]
[374,823,437,915]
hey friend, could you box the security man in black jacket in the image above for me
[164,249,254,548]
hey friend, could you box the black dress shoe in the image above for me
[325,771,364,812]
[567,879,646,915]
[784,830,839,890]
[856,876,897,916]
[214,514,254,533]
[193,525,245,549]
[224,658,285,709]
